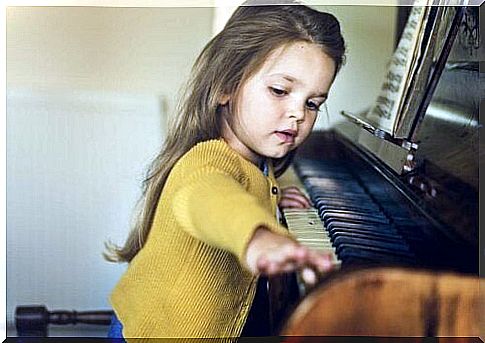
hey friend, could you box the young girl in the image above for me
[105,2,345,339]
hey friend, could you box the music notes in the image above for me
[366,2,429,134]
[364,1,459,138]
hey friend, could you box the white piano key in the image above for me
[282,206,340,264]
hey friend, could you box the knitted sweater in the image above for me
[109,139,292,338]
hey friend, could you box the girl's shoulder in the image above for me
[174,138,250,179]
[185,138,239,164]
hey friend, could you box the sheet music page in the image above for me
[394,5,458,137]
[431,6,458,59]
[365,1,431,135]
[393,6,437,136]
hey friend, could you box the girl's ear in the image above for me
[219,94,231,105]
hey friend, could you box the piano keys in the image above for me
[281,150,478,276]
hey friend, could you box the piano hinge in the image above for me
[340,111,419,173]
[340,111,419,150]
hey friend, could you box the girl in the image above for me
[105,2,345,339]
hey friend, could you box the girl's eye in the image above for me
[269,87,288,96]
[306,100,322,112]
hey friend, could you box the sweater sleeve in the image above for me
[171,166,292,267]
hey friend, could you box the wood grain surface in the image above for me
[281,267,483,338]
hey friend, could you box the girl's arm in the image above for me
[245,227,334,286]
[172,167,293,266]
[172,164,330,283]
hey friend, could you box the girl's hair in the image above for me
[104,2,346,263]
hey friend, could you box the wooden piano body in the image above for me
[282,267,482,337]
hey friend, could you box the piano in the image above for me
[244,4,483,338]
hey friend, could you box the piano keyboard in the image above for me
[279,158,475,279]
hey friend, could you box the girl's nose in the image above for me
[288,105,305,123]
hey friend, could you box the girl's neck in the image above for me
[220,117,263,166]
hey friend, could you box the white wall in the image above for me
[312,5,397,129]
[6,6,213,330]
[7,6,213,99]
[6,89,161,328]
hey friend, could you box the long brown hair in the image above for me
[104,2,346,263]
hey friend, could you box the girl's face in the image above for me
[221,41,337,165]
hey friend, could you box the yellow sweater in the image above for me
[109,139,291,338]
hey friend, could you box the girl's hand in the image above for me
[279,186,312,209]
[245,227,334,286]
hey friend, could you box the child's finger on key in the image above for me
[301,267,317,286]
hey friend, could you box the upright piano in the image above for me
[247,4,483,337]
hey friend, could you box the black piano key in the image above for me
[340,255,416,268]
[332,236,413,255]
[307,184,363,191]
[335,242,415,259]
[326,221,397,233]
[328,229,404,243]
[337,246,417,265]
[312,193,377,202]
[310,192,366,197]
[305,176,363,185]
[323,213,391,225]
[313,196,380,207]
[306,181,366,190]
[314,202,379,213]
[320,210,388,222]
[313,200,381,212]
[310,189,373,197]
[315,200,377,208]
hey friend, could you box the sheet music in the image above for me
[339,2,469,176]
[364,0,462,139]
[395,6,458,137]
[365,1,431,136]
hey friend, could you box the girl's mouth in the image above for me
[275,130,296,144]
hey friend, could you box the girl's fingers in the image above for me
[281,262,297,273]
[279,194,311,208]
[256,255,269,273]
[255,240,336,278]
[256,245,308,274]
[279,196,309,208]
[271,245,306,268]
[281,186,311,198]
[281,187,310,199]
[280,188,312,208]
[282,186,305,194]
[279,198,306,208]
[283,251,334,277]
[301,267,317,286]
[308,251,334,273]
